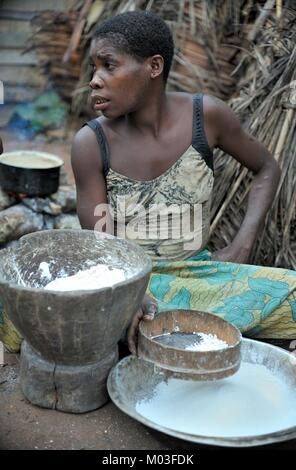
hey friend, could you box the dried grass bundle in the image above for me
[28,10,83,100]
[209,7,296,269]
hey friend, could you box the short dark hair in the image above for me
[93,10,174,82]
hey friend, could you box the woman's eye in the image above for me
[104,62,115,70]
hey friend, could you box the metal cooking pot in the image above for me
[0,150,64,197]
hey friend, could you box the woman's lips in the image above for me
[92,96,110,111]
[94,100,109,111]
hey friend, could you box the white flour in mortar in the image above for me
[136,362,296,437]
[42,263,126,291]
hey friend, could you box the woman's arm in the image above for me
[71,125,113,233]
[203,95,281,263]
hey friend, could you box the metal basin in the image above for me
[108,338,296,447]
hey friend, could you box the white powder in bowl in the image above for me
[152,331,228,351]
[185,333,228,351]
[44,263,126,291]
[39,261,52,280]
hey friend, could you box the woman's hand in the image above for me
[212,241,252,264]
[127,294,158,355]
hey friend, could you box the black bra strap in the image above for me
[192,93,213,171]
[83,120,110,178]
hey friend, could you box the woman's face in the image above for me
[89,38,151,119]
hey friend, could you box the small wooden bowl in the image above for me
[138,310,242,381]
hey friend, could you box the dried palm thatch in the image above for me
[147,0,245,98]
[209,6,296,269]
[71,0,249,116]
[169,0,245,98]
[27,10,83,101]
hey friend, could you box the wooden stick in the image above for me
[276,0,282,18]
[247,0,275,42]
[274,108,295,161]
[63,0,93,64]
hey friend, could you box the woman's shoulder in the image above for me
[202,94,238,149]
[167,91,193,106]
[71,122,104,173]
[202,94,228,114]
[167,92,227,120]
[167,91,222,104]
[72,115,120,148]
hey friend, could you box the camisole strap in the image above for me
[83,94,213,177]
[83,119,110,178]
[192,93,214,171]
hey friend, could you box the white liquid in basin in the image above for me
[136,362,296,437]
[0,151,62,169]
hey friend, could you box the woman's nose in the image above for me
[89,72,103,89]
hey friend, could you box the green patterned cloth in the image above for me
[0,302,22,353]
[147,249,296,339]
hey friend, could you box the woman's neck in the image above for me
[125,89,170,138]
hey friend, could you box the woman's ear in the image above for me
[149,54,164,79]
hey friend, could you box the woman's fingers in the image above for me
[143,303,157,320]
[142,295,158,319]
[127,308,142,354]
[127,296,158,354]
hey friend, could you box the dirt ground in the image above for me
[0,351,174,451]
[1,347,296,452]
